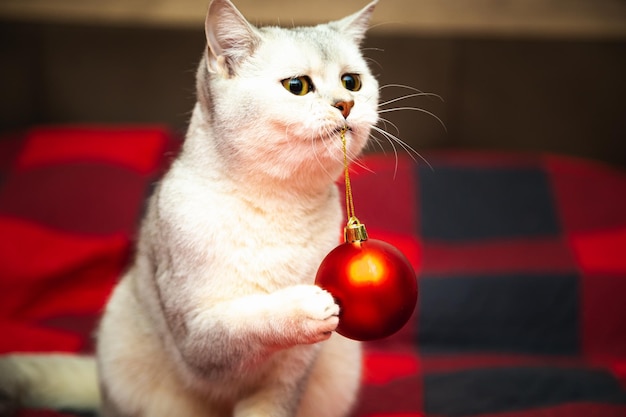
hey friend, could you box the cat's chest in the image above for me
[207,190,340,262]
[159,173,342,289]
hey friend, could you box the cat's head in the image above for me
[195,0,379,187]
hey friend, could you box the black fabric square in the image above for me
[417,274,579,355]
[423,367,626,417]
[418,165,560,241]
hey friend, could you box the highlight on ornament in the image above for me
[314,127,418,341]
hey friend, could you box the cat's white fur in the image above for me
[0,1,379,416]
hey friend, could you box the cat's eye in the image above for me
[341,74,362,92]
[281,76,314,96]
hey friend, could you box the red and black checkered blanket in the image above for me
[1,126,625,417]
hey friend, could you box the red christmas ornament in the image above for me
[314,127,418,341]
[315,219,418,341]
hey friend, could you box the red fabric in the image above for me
[546,155,626,360]
[581,273,626,358]
[0,126,176,358]
[363,351,420,385]
[570,229,626,274]
[421,237,576,275]
[16,126,171,173]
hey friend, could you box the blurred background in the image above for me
[1,0,625,167]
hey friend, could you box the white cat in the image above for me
[0,0,380,416]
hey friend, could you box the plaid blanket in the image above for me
[1,126,625,417]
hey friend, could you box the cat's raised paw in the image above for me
[283,285,339,320]
[275,285,340,343]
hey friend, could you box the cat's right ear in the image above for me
[331,0,378,45]
[205,0,260,76]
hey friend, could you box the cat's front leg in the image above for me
[165,283,339,385]
[210,285,340,416]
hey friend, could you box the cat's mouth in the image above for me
[333,125,352,135]
[317,125,352,143]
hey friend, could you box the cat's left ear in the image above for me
[205,0,261,76]
[330,0,378,45]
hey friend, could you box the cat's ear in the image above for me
[205,0,260,76]
[330,0,378,45]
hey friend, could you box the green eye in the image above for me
[281,76,314,96]
[341,73,362,91]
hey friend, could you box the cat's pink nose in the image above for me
[334,100,354,119]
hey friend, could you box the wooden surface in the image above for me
[1,0,625,38]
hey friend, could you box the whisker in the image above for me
[321,128,344,175]
[337,131,372,173]
[371,124,433,172]
[366,134,388,154]
[351,155,376,175]
[303,125,337,183]
[377,117,400,138]
[364,57,383,71]
[368,118,404,176]
[379,92,443,108]
[362,47,385,53]
[318,126,371,177]
[378,107,447,132]
[369,129,400,178]
[380,83,432,93]
[379,84,444,102]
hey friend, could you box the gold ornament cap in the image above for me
[344,216,369,243]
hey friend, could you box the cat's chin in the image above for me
[329,124,368,154]
[313,125,356,155]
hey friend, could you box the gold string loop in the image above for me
[341,127,368,243]
[341,126,356,220]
